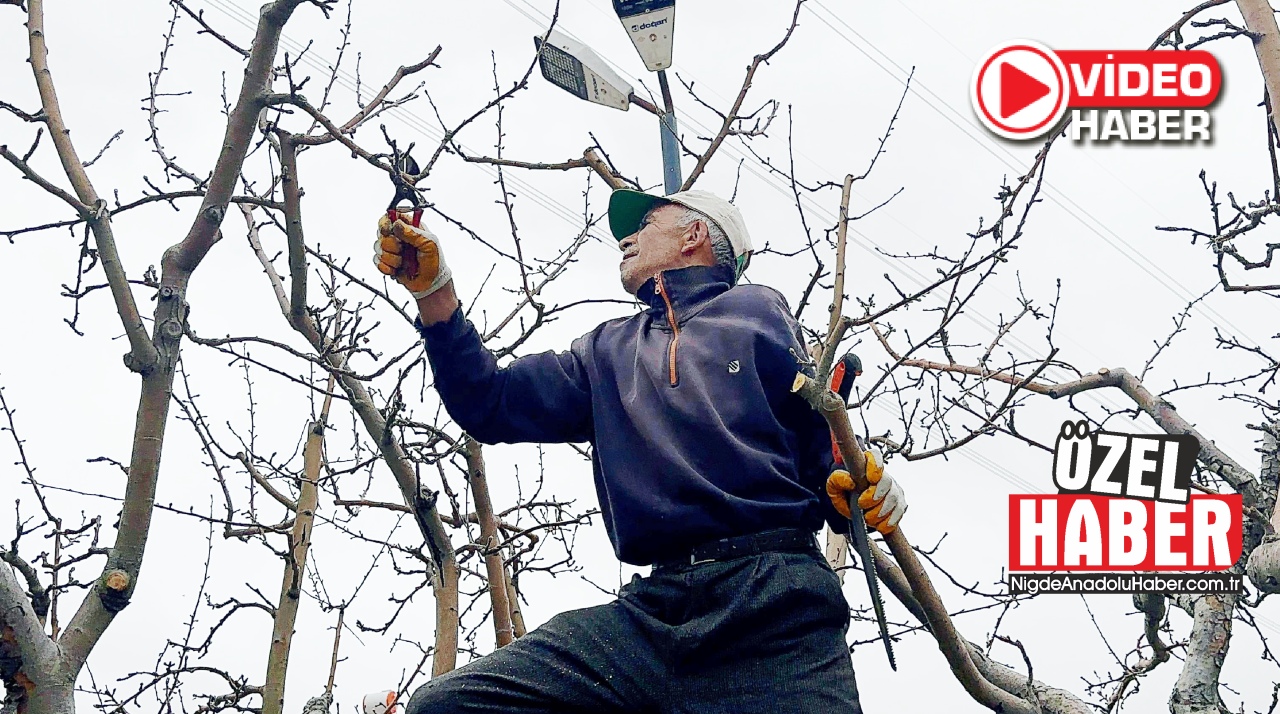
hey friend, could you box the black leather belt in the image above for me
[652,528,818,569]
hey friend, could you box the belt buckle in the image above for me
[690,552,715,566]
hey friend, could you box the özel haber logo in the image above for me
[971,42,1223,142]
[971,40,1069,140]
[1008,421,1242,574]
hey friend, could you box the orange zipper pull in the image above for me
[654,272,680,386]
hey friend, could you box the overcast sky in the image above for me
[2,1,1278,712]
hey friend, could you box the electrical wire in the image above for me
[201,0,624,251]
[192,0,1277,643]
[805,0,1263,350]
[200,0,1261,557]
[500,0,1146,418]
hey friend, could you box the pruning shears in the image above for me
[386,146,424,279]
[829,352,896,671]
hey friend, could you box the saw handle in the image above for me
[386,207,425,279]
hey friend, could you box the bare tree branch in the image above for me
[680,0,804,190]
[173,0,250,57]
[22,0,156,372]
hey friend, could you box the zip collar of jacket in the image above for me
[635,264,737,324]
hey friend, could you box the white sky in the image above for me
[2,1,1278,712]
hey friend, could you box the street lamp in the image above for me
[532,2,683,195]
[533,31,633,112]
[612,0,676,72]
[613,0,681,195]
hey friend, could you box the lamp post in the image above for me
[533,1,682,195]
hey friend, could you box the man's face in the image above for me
[618,203,688,295]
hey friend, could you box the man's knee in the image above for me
[404,674,467,714]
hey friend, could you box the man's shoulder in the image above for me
[728,282,788,303]
[571,310,643,354]
[591,310,645,334]
[715,283,793,319]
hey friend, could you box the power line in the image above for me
[502,0,1071,492]
[504,0,1144,417]
[201,1,1231,473]
[805,0,1262,350]
[188,3,1279,644]
[202,0,623,252]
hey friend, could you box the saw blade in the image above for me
[848,515,896,670]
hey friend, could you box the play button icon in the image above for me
[1000,62,1051,119]
[971,40,1068,140]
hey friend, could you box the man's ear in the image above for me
[679,220,709,256]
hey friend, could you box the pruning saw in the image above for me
[829,352,896,671]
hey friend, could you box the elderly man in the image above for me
[372,189,906,713]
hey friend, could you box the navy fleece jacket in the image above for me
[417,264,840,565]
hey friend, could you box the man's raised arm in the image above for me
[374,214,593,445]
[417,280,460,326]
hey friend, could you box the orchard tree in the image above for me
[1,1,1278,714]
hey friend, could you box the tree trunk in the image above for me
[1169,594,1235,714]
[1,561,68,714]
[18,679,73,714]
[1246,418,1280,592]
[505,570,527,638]
[261,415,326,714]
[1236,0,1280,140]
[463,438,514,648]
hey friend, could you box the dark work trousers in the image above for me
[406,547,862,714]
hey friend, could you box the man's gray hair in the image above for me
[671,206,735,272]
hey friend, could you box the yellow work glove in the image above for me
[825,446,907,534]
[372,212,451,298]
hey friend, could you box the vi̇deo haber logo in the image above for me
[1008,421,1242,572]
[970,40,1222,142]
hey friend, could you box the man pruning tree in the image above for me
[371,188,908,713]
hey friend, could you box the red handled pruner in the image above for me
[828,352,863,465]
[386,148,424,279]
